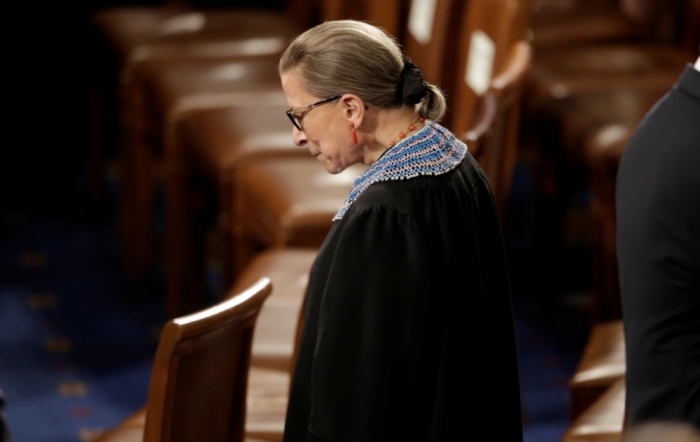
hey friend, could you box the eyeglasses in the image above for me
[286,96,341,131]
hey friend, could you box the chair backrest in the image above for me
[465,41,532,216]
[142,278,273,442]
[403,0,468,126]
[286,0,323,29]
[320,0,406,37]
[450,0,532,140]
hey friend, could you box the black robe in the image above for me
[283,153,523,442]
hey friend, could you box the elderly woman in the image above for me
[279,21,522,441]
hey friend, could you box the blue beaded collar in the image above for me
[334,122,467,221]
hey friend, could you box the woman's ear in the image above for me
[341,94,366,128]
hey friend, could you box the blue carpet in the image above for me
[0,213,164,442]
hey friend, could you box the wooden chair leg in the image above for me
[163,137,192,317]
[119,75,155,278]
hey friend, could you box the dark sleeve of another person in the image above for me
[616,65,700,426]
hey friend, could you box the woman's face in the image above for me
[281,71,364,174]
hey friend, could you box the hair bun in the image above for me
[399,59,429,106]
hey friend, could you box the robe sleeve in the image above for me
[306,205,443,442]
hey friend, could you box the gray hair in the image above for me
[279,20,447,122]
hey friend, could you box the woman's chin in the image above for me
[317,157,343,174]
[324,164,344,175]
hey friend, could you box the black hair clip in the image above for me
[399,58,429,106]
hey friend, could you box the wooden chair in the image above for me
[464,40,533,216]
[94,277,273,442]
[319,0,407,39]
[562,378,626,442]
[450,0,532,142]
[402,0,468,127]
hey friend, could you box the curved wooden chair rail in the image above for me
[463,40,533,216]
[490,41,533,100]
[465,40,533,151]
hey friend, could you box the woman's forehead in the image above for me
[281,70,318,105]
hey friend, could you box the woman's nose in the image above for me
[292,127,307,146]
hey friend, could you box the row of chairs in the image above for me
[88,0,535,440]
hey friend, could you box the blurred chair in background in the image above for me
[530,0,637,49]
[319,0,407,41]
[465,41,532,217]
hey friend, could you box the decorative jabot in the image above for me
[334,122,467,221]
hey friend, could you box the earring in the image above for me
[350,122,358,145]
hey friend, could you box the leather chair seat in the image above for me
[570,321,625,420]
[231,249,317,372]
[92,8,300,63]
[531,1,637,48]
[233,157,366,249]
[138,57,287,133]
[179,106,306,180]
[562,379,626,442]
